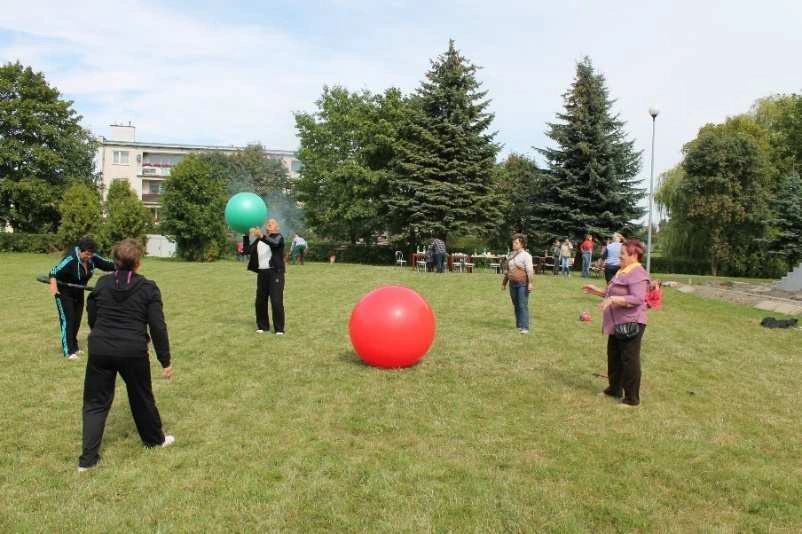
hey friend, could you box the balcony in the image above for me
[142,193,162,204]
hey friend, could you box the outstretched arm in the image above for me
[582,284,605,298]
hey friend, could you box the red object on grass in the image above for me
[349,285,436,368]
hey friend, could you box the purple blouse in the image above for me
[602,265,649,336]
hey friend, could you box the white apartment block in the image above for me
[95,124,302,222]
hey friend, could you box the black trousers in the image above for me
[255,269,285,333]
[55,292,84,356]
[604,265,619,284]
[605,325,646,405]
[79,353,165,468]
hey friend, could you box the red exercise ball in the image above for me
[349,285,436,368]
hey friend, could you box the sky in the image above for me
[2,0,801,193]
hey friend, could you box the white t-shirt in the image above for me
[256,240,272,270]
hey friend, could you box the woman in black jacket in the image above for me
[247,218,285,334]
[78,239,174,472]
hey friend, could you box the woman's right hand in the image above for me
[162,366,173,380]
[49,279,59,296]
[249,227,262,238]
[582,284,602,296]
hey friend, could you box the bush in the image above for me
[721,251,786,279]
[303,240,395,264]
[0,232,63,253]
[448,236,490,254]
[58,183,103,250]
[101,180,153,247]
[159,153,229,261]
[649,256,711,275]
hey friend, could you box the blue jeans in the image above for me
[560,256,571,276]
[509,282,529,330]
[582,251,592,277]
[433,253,446,273]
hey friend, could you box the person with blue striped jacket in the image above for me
[48,236,114,360]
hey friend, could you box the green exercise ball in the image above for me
[225,192,268,234]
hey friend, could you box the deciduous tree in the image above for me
[0,62,96,231]
[160,153,229,261]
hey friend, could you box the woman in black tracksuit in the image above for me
[78,239,174,471]
[48,236,114,359]
[247,218,285,334]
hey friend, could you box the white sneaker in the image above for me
[256,329,265,334]
[275,332,284,336]
[67,353,79,360]
[519,329,529,334]
[162,435,175,448]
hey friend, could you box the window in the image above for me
[148,181,164,194]
[291,160,304,173]
[113,150,129,165]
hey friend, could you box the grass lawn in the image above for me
[1,253,800,532]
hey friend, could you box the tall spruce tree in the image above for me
[537,57,643,242]
[389,40,500,245]
[768,172,802,271]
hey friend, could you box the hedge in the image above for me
[0,233,63,253]
[649,256,711,275]
[302,240,395,265]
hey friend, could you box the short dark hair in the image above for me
[112,239,144,270]
[512,233,527,248]
[622,239,646,262]
[77,236,96,253]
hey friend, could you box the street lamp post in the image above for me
[646,107,659,273]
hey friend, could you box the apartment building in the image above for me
[95,124,302,222]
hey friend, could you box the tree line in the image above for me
[294,44,644,253]
[6,43,798,275]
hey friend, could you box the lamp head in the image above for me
[649,107,660,118]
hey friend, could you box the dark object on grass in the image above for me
[760,317,798,329]
[36,275,94,291]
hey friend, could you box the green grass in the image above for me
[1,253,801,533]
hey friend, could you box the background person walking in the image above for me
[603,233,624,284]
[580,235,594,277]
[431,237,447,273]
[290,233,307,265]
[560,239,574,276]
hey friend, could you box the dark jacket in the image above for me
[87,270,171,368]
[247,233,285,273]
[50,247,114,297]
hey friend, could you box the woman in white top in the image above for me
[502,233,535,333]
[560,239,574,277]
[247,219,286,334]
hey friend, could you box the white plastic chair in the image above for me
[395,251,407,269]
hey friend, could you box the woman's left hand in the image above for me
[600,296,622,310]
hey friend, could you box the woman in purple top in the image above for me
[582,239,649,406]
